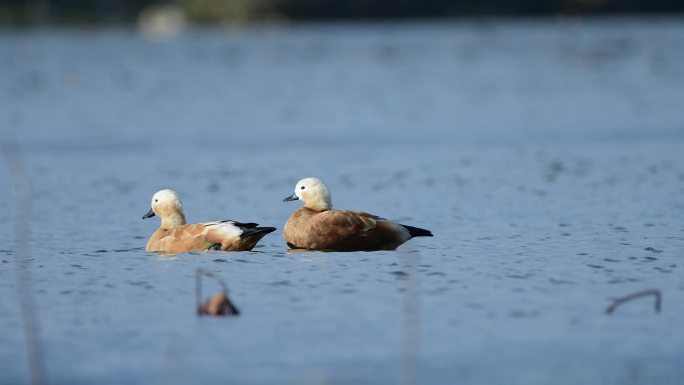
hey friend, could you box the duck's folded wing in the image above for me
[214,220,259,228]
[308,210,378,238]
[203,221,243,244]
[203,220,275,251]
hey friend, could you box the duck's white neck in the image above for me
[305,201,331,211]
[161,212,186,229]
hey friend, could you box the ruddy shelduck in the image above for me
[143,189,275,253]
[283,178,432,251]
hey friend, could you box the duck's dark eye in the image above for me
[154,199,158,202]
[300,186,305,190]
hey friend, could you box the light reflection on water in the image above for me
[1,17,684,385]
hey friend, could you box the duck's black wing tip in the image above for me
[240,226,277,238]
[401,224,433,238]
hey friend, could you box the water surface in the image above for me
[1,17,684,385]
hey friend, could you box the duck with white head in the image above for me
[143,189,275,253]
[283,177,432,251]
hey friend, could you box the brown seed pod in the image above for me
[199,292,240,316]
[196,269,240,316]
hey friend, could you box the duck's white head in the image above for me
[143,189,186,228]
[283,177,332,211]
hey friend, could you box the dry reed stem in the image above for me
[605,289,661,315]
[3,142,47,385]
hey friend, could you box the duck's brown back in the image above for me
[284,207,410,251]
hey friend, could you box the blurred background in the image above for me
[2,1,684,385]
[1,0,684,24]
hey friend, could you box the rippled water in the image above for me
[1,17,684,385]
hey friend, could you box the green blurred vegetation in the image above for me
[2,0,683,25]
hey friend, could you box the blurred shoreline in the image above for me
[1,0,684,26]
[0,13,682,32]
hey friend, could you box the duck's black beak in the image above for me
[283,193,298,202]
[142,208,155,219]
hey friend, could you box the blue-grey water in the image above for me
[1,17,684,385]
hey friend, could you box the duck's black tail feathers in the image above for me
[401,224,433,238]
[240,226,276,239]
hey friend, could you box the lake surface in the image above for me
[1,17,684,385]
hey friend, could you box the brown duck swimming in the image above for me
[143,189,275,253]
[283,178,432,251]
